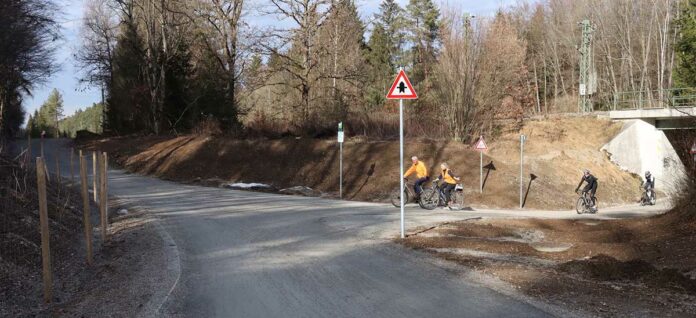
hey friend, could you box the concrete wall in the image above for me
[601,119,686,193]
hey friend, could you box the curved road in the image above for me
[30,139,667,317]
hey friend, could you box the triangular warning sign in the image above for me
[475,136,487,151]
[386,70,418,99]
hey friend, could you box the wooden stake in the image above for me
[92,151,98,202]
[55,155,61,183]
[36,157,53,303]
[70,148,75,183]
[79,151,93,264]
[103,152,108,225]
[99,152,108,242]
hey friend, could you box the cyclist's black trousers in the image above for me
[583,182,598,197]
[442,183,456,203]
[414,177,429,195]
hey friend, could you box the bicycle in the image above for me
[639,185,656,206]
[390,179,422,207]
[419,180,465,210]
[575,190,598,214]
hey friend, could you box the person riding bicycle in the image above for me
[643,171,655,199]
[575,169,598,208]
[434,163,461,206]
[404,156,428,198]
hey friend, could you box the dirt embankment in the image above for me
[81,117,640,210]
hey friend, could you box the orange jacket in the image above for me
[404,160,428,179]
[440,169,458,184]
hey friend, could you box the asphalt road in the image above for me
[25,139,668,317]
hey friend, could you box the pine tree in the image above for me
[375,0,405,69]
[675,0,696,88]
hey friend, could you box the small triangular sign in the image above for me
[475,136,487,151]
[386,70,418,99]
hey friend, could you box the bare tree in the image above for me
[260,0,332,126]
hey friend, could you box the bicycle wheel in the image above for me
[576,197,586,214]
[391,188,408,208]
[419,189,438,210]
[449,192,465,210]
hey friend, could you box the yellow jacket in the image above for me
[440,169,458,184]
[404,160,428,179]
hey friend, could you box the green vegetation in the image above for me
[58,103,104,138]
[675,0,696,88]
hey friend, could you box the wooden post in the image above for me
[103,152,108,224]
[70,148,75,183]
[99,152,108,242]
[92,151,98,202]
[79,151,93,264]
[27,135,32,162]
[36,157,53,303]
[55,155,61,183]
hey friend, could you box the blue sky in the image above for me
[24,0,518,120]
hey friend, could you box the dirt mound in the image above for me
[559,254,696,293]
[80,117,640,209]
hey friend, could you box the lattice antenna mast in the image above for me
[578,19,595,113]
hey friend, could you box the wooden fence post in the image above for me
[55,155,61,183]
[36,157,53,303]
[103,152,108,226]
[70,148,75,183]
[99,152,108,242]
[79,151,93,264]
[92,151,98,202]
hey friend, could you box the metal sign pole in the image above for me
[519,135,525,209]
[399,97,405,239]
[338,122,344,199]
[339,141,343,199]
[480,151,483,193]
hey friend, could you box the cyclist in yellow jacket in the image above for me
[404,156,429,197]
[435,162,461,206]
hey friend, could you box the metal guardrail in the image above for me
[613,88,696,110]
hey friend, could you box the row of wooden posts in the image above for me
[30,138,109,303]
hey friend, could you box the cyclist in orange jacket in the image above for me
[404,156,429,197]
[435,162,461,205]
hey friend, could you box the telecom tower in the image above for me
[578,19,595,113]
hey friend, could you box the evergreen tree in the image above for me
[375,0,405,69]
[675,0,696,88]
[406,0,440,83]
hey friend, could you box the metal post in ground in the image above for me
[399,97,404,238]
[519,135,525,209]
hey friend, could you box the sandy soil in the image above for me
[79,117,642,210]
[400,211,696,317]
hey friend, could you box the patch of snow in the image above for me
[225,183,272,189]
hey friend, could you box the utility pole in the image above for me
[578,19,595,113]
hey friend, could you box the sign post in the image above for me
[338,122,344,199]
[387,68,418,239]
[519,134,526,209]
[475,136,488,193]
